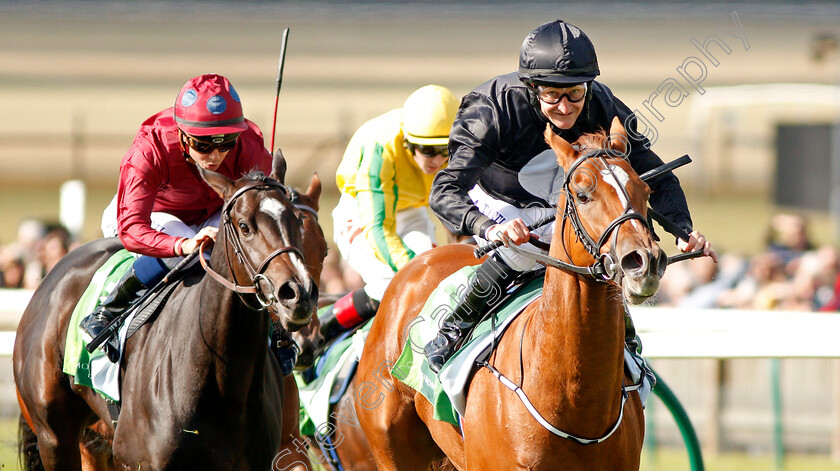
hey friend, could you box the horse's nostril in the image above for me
[278,282,299,302]
[620,250,645,273]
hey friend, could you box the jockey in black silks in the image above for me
[424,19,718,373]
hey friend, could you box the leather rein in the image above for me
[491,149,652,283]
[199,180,304,310]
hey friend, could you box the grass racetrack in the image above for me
[2,2,840,470]
[0,418,836,471]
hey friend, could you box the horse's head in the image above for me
[294,172,328,284]
[198,151,319,331]
[288,171,329,368]
[545,117,667,304]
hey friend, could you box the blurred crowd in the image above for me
[2,213,839,313]
[655,213,840,312]
[0,219,80,290]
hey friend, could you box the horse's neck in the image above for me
[527,238,626,425]
[194,259,270,395]
[539,268,624,375]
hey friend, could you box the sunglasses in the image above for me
[535,83,588,104]
[183,132,240,153]
[411,144,449,158]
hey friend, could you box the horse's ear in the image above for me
[305,173,322,211]
[270,148,287,184]
[544,124,576,166]
[198,166,236,200]
[607,116,628,156]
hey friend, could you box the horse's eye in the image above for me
[576,192,591,204]
[238,222,250,234]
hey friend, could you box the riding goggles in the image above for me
[410,143,449,158]
[183,132,240,153]
[535,83,588,104]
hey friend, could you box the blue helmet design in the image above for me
[229,85,241,103]
[180,89,198,108]
[206,95,227,115]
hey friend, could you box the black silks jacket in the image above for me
[430,72,693,239]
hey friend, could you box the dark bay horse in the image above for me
[14,151,319,470]
[355,117,665,470]
[60,172,327,471]
[44,172,328,471]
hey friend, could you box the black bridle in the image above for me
[478,149,653,282]
[557,148,652,282]
[200,180,304,310]
[474,153,703,274]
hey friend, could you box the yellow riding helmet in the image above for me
[402,85,459,146]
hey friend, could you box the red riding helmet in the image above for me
[174,74,249,136]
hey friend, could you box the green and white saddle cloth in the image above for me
[391,265,653,426]
[295,318,374,436]
[63,249,137,402]
[391,266,543,425]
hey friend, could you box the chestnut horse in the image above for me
[15,152,319,470]
[355,118,665,470]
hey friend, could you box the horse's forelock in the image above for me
[241,171,287,191]
[226,171,296,215]
[243,170,268,183]
[577,129,608,151]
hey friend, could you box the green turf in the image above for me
[641,447,840,471]
[0,413,837,471]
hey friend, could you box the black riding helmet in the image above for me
[518,19,600,85]
[519,20,600,130]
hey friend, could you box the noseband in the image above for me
[200,180,304,310]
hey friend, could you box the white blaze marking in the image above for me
[260,197,286,224]
[601,165,640,230]
[260,198,312,288]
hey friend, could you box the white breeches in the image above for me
[468,185,556,272]
[332,193,435,301]
[101,194,220,268]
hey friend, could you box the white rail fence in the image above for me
[632,306,840,359]
[631,306,840,460]
[2,290,839,459]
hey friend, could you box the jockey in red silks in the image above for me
[81,74,272,362]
